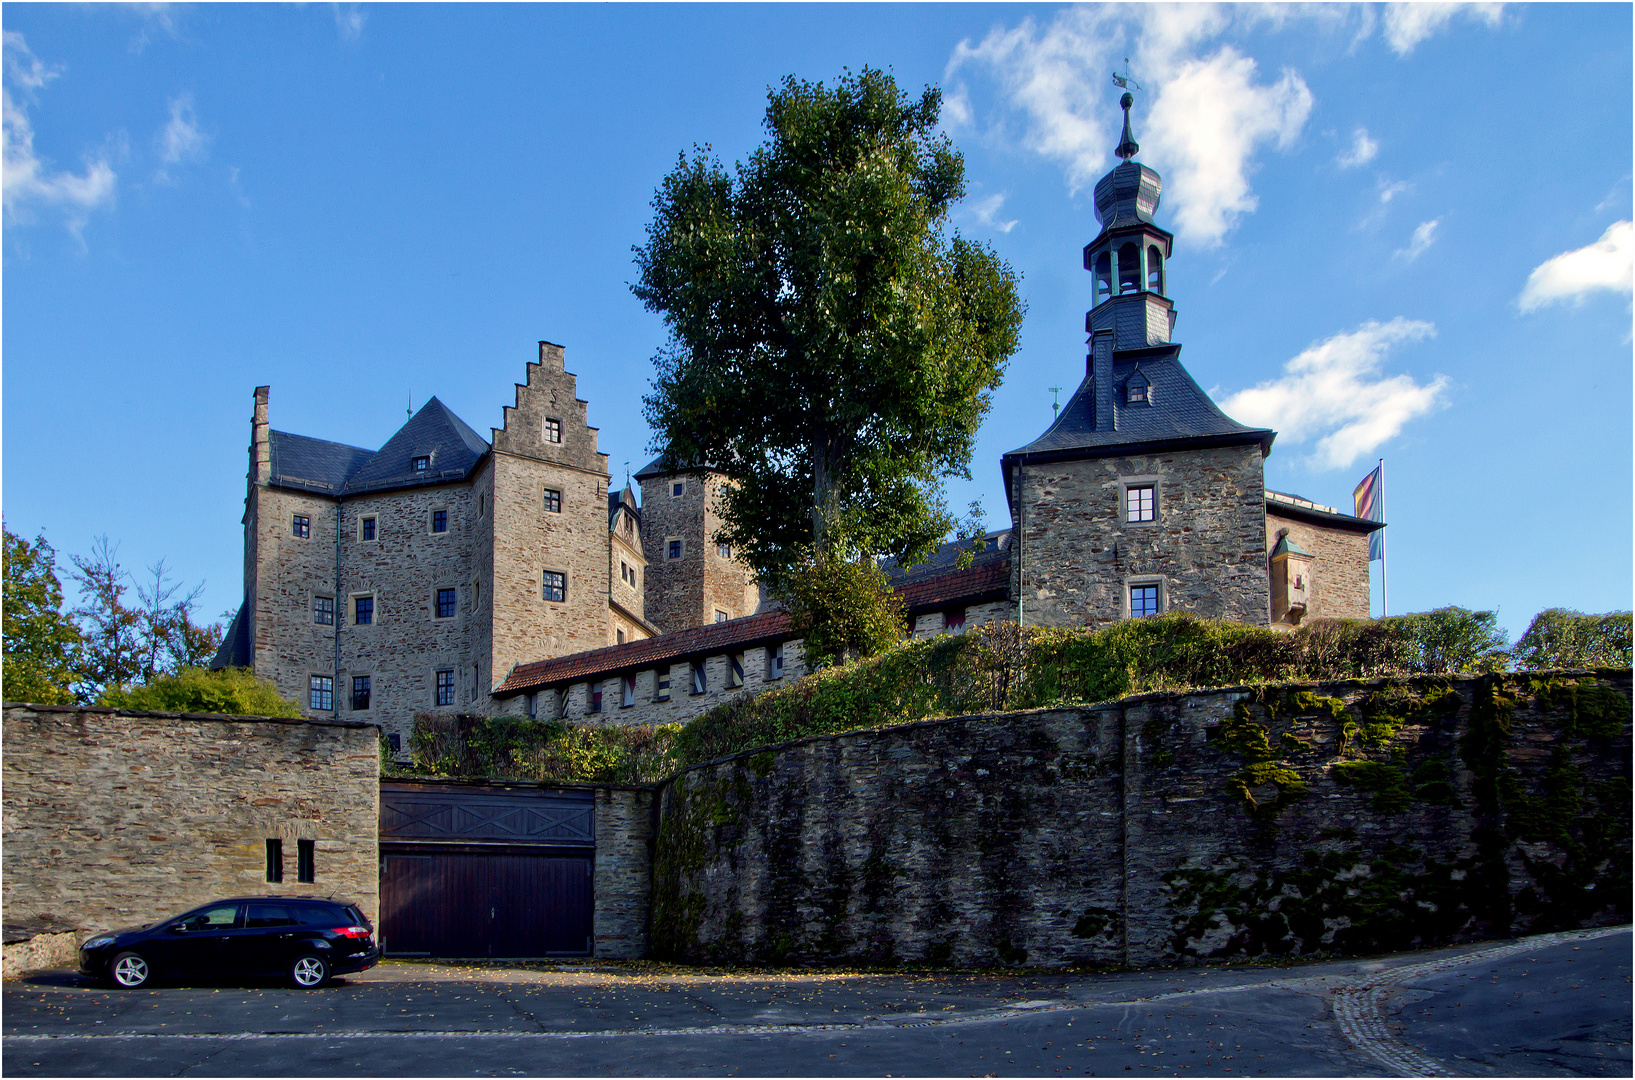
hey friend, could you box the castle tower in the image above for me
[634,461,761,634]
[1001,93,1275,629]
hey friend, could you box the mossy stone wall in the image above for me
[649,670,1630,967]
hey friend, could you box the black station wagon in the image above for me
[78,897,378,989]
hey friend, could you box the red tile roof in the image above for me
[495,559,1010,694]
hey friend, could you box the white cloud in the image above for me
[1377,179,1410,204]
[3,32,117,236]
[963,192,1018,233]
[1221,318,1448,471]
[1517,220,1634,312]
[155,93,207,181]
[1382,3,1505,55]
[946,5,1312,248]
[1337,127,1377,168]
[333,4,367,42]
[1394,218,1440,262]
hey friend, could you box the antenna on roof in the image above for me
[407,391,412,421]
[1111,58,1142,92]
[1048,387,1063,419]
[624,461,630,486]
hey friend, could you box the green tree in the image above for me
[1513,608,1633,669]
[68,536,145,701]
[100,667,301,717]
[2,523,83,704]
[782,556,907,668]
[1383,606,1510,674]
[633,67,1025,590]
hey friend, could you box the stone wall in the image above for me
[649,670,1630,968]
[1265,510,1371,622]
[593,787,655,959]
[2,706,380,974]
[638,471,760,634]
[1013,443,1269,629]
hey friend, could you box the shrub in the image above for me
[1513,609,1633,669]
[781,555,906,668]
[402,713,681,784]
[1380,607,1509,674]
[99,666,302,717]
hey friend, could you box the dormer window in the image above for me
[411,456,430,472]
[1127,384,1146,403]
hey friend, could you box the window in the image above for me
[1130,584,1161,618]
[388,733,401,753]
[360,516,376,541]
[622,675,636,708]
[411,455,430,472]
[620,561,630,584]
[667,538,683,560]
[690,661,706,695]
[355,596,374,625]
[1126,485,1156,523]
[715,610,729,623]
[292,514,310,539]
[945,609,967,633]
[297,839,315,884]
[768,644,784,679]
[717,542,731,559]
[479,494,485,517]
[616,629,625,645]
[671,481,684,497]
[432,509,447,533]
[544,488,562,513]
[728,653,744,689]
[436,588,457,619]
[525,693,537,719]
[352,675,371,710]
[1127,383,1147,403]
[544,417,562,444]
[656,669,671,701]
[309,675,333,711]
[266,838,284,883]
[436,669,454,707]
[313,596,334,626]
[542,571,567,603]
[590,685,603,713]
[247,903,298,928]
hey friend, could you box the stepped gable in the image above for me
[1005,346,1274,462]
[266,431,375,494]
[496,560,1010,694]
[341,397,491,496]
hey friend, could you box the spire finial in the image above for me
[1116,91,1139,161]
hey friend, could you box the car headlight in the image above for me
[82,936,116,950]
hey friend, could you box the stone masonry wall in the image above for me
[1013,443,1268,629]
[2,706,380,969]
[593,787,655,959]
[1265,511,1372,622]
[638,472,759,635]
[650,670,1630,968]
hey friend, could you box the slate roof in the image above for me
[608,485,640,528]
[495,560,1010,695]
[341,397,490,495]
[208,602,251,670]
[1003,345,1275,465]
[883,529,1012,585]
[267,432,376,495]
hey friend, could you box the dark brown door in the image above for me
[382,850,592,958]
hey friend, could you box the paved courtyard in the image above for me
[4,926,1627,1077]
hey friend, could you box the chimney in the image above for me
[1091,329,1116,432]
[251,386,271,484]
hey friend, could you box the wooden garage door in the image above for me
[379,783,596,958]
[381,849,592,957]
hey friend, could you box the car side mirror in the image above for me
[169,922,187,933]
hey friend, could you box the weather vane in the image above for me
[1111,58,1142,93]
[1048,386,1063,419]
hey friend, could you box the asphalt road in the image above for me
[4,927,1627,1077]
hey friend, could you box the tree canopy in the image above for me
[2,524,82,704]
[633,67,1024,590]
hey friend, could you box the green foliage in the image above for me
[1380,606,1510,674]
[402,713,682,785]
[100,666,302,717]
[632,67,1025,589]
[1513,609,1633,670]
[2,523,82,704]
[781,554,906,667]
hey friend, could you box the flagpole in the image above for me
[1379,457,1387,618]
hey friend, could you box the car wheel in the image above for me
[111,952,152,989]
[290,953,330,989]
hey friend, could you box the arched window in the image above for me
[1118,242,1141,294]
[1147,245,1164,294]
[1094,251,1112,302]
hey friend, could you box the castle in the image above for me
[214,95,1381,745]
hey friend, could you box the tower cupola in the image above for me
[1083,92,1176,350]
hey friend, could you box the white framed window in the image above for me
[1126,485,1156,522]
[436,669,455,707]
[313,596,334,626]
[1128,580,1163,618]
[358,515,377,541]
[308,675,333,711]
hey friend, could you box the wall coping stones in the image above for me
[2,702,379,730]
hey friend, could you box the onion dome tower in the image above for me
[1084,92,1176,350]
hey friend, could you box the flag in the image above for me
[1353,464,1384,561]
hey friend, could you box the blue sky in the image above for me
[4,3,1630,642]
